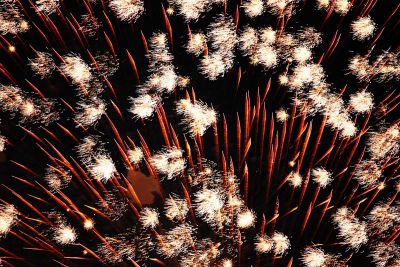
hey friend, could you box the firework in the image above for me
[53,224,78,245]
[109,0,144,22]
[0,205,17,236]
[0,0,398,266]
[351,16,376,41]
[242,0,264,18]
[176,98,217,136]
[150,147,186,179]
[139,207,159,229]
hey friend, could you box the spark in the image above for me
[127,147,144,164]
[187,32,206,56]
[90,155,117,182]
[61,55,93,87]
[332,207,368,250]
[75,98,106,127]
[129,94,158,119]
[237,209,256,229]
[271,232,290,255]
[170,0,224,21]
[29,52,55,79]
[35,0,59,15]
[276,109,289,122]
[288,171,303,188]
[140,208,159,229]
[176,99,217,136]
[354,160,382,188]
[255,235,274,254]
[301,247,327,267]
[164,195,189,221]
[109,0,144,22]
[0,135,7,152]
[150,147,186,179]
[349,90,374,113]
[0,205,17,237]
[351,16,376,41]
[242,0,265,18]
[53,224,78,245]
[83,219,94,230]
[367,124,399,160]
[311,167,332,188]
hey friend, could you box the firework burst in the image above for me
[0,0,399,266]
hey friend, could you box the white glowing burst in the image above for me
[53,225,77,245]
[200,53,232,80]
[348,54,370,80]
[367,204,400,234]
[83,219,94,230]
[169,0,224,21]
[158,224,195,258]
[288,171,302,188]
[279,74,289,85]
[316,0,351,14]
[221,259,233,267]
[76,136,104,162]
[293,46,312,63]
[276,109,289,122]
[140,208,159,229]
[242,0,264,18]
[349,90,374,113]
[127,147,144,164]
[180,240,220,266]
[271,232,290,255]
[194,188,225,226]
[334,0,351,15]
[351,16,375,40]
[237,209,256,229]
[332,207,368,250]
[266,0,297,16]
[152,71,176,92]
[354,160,382,188]
[20,101,36,117]
[109,0,144,22]
[369,242,399,267]
[367,125,399,160]
[0,135,7,152]
[76,99,106,127]
[176,99,217,136]
[187,32,206,56]
[239,27,258,56]
[259,27,276,44]
[164,196,189,221]
[254,44,278,68]
[316,0,330,10]
[290,63,325,89]
[0,2,29,34]
[0,205,17,236]
[35,0,59,15]
[311,167,332,188]
[61,55,92,87]
[199,16,237,79]
[151,147,186,179]
[255,235,274,254]
[148,33,174,68]
[301,247,326,267]
[323,94,358,138]
[44,166,72,191]
[91,155,117,182]
[129,94,158,119]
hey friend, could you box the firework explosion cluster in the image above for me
[0,0,399,266]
